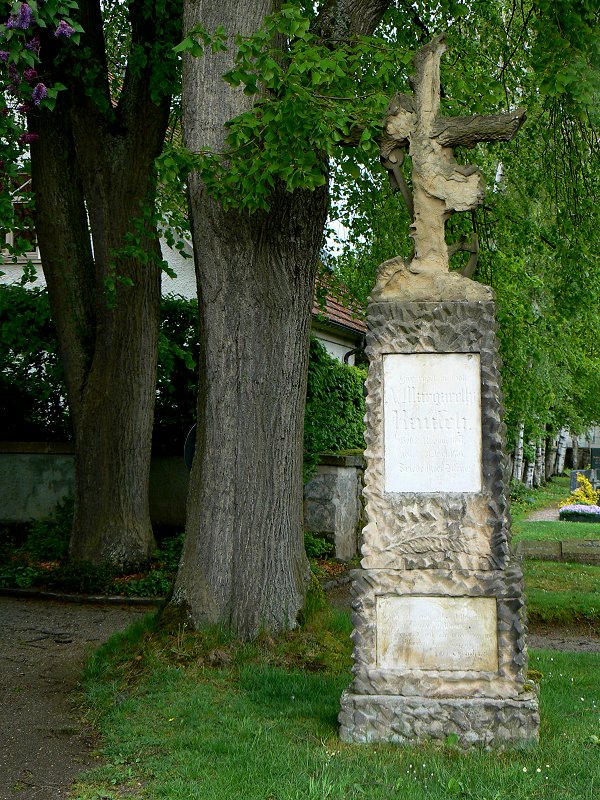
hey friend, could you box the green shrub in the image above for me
[0,563,41,589]
[303,338,366,481]
[116,569,173,597]
[0,285,69,440]
[154,531,184,571]
[45,560,116,594]
[304,530,334,559]
[24,497,73,561]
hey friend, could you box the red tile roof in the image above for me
[312,293,367,334]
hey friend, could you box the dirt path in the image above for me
[0,596,154,800]
[526,506,561,521]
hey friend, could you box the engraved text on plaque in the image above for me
[383,353,482,493]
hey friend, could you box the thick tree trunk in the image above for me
[172,183,326,637]
[29,1,179,566]
[173,0,389,637]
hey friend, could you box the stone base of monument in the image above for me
[339,692,539,748]
[339,294,540,748]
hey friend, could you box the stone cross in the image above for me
[380,33,526,274]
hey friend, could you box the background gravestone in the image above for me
[339,34,539,748]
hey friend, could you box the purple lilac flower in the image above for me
[25,36,40,53]
[54,20,75,38]
[23,67,37,82]
[0,51,9,62]
[8,63,20,84]
[6,3,34,31]
[18,132,39,144]
[31,82,47,106]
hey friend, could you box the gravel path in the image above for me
[525,506,561,521]
[0,597,154,800]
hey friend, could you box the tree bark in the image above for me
[555,427,569,475]
[544,430,558,481]
[29,1,180,566]
[172,0,390,638]
[511,421,525,482]
[533,439,545,487]
[572,433,579,471]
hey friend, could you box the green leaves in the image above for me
[171,3,408,212]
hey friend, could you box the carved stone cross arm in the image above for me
[380,33,526,275]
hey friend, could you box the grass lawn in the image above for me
[513,520,600,542]
[73,610,599,800]
[510,476,571,524]
[524,561,600,626]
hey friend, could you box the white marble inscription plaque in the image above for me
[376,595,498,671]
[383,353,482,493]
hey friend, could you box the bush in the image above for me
[24,496,73,560]
[559,473,600,508]
[304,338,366,481]
[0,285,69,440]
[45,560,116,594]
[304,530,334,559]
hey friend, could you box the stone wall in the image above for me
[1,446,363,553]
[0,443,189,527]
[303,454,365,561]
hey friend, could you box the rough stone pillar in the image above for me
[339,297,540,748]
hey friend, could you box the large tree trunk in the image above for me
[172,184,326,637]
[29,0,179,566]
[172,0,390,637]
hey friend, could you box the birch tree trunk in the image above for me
[524,440,535,488]
[511,421,525,482]
[533,440,545,487]
[572,434,580,470]
[555,427,569,475]
[545,429,558,480]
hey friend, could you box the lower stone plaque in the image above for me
[376,595,498,672]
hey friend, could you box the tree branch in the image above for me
[312,0,392,39]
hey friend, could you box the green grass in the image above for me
[524,561,600,625]
[513,520,600,542]
[72,610,600,800]
[510,476,571,523]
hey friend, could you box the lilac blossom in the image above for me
[31,82,47,106]
[54,20,75,38]
[25,36,40,53]
[0,51,9,62]
[8,63,20,84]
[6,3,34,31]
[23,67,37,82]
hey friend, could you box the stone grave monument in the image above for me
[339,34,540,748]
